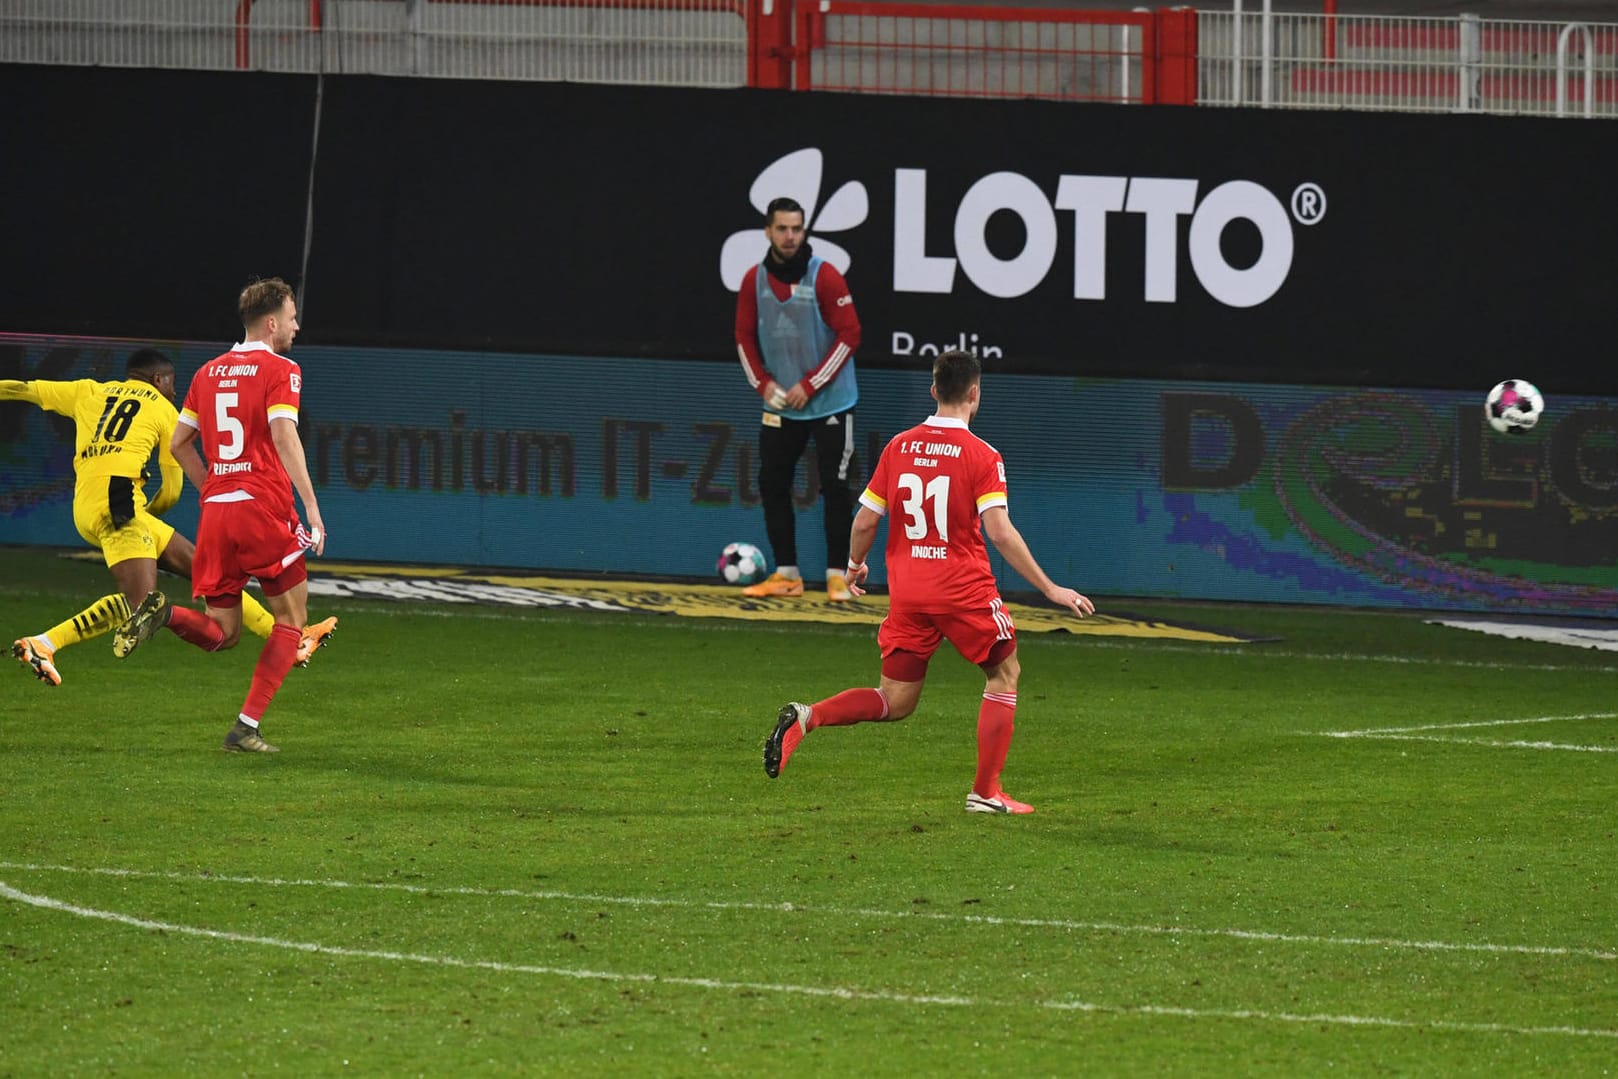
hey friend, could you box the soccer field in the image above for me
[2,548,1615,1075]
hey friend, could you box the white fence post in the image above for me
[1232,0,1245,107]
[1458,12,1481,112]
[1125,7,1152,104]
[1556,22,1595,118]
[1259,0,1272,107]
[406,0,424,77]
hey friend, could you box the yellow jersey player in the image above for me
[2,348,335,685]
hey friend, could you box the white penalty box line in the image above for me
[2,875,1616,1043]
[4,861,1614,964]
[1317,712,1618,754]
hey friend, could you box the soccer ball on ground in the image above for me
[1484,379,1544,434]
[717,542,769,585]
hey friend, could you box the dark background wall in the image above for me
[3,64,1615,611]
[4,63,1616,392]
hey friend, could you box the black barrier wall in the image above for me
[3,63,1617,391]
[3,66,314,343]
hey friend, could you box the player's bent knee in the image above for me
[887,693,921,721]
[981,642,1020,692]
[203,594,247,649]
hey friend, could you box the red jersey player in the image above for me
[763,348,1094,814]
[116,277,330,753]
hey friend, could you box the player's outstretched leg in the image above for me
[12,637,61,687]
[112,591,170,658]
[13,594,136,686]
[296,615,338,667]
[222,718,279,754]
[764,702,811,778]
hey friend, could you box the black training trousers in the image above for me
[757,408,857,571]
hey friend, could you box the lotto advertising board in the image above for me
[3,66,1617,392]
[3,334,1613,614]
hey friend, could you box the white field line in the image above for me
[1321,713,1618,754]
[0,880,964,1007]
[2,879,1612,1041]
[2,862,1612,963]
[1328,714,1618,736]
[1342,734,1617,753]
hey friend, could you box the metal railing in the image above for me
[1197,9,1618,118]
[794,3,1158,103]
[0,0,749,85]
[3,1,1617,116]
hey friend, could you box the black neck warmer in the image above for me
[764,241,815,285]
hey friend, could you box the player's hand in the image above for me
[1048,587,1094,617]
[763,380,788,410]
[846,560,869,597]
[783,383,810,410]
[306,512,327,557]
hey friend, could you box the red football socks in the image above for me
[973,692,1017,797]
[240,623,301,723]
[166,606,227,651]
[808,687,890,730]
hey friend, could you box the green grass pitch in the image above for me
[2,548,1615,1075]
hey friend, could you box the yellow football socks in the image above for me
[242,592,276,640]
[42,592,132,649]
[41,590,279,649]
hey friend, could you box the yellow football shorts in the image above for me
[74,500,176,567]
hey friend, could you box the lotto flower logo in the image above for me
[719,148,868,292]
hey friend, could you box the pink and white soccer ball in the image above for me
[717,542,768,585]
[1484,379,1544,434]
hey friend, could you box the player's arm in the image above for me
[0,379,45,405]
[0,378,85,415]
[148,436,185,516]
[780,262,860,411]
[734,266,785,407]
[980,506,1095,617]
[270,416,325,556]
[845,454,892,597]
[844,504,883,597]
[169,417,209,492]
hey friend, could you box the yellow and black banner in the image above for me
[308,564,1259,644]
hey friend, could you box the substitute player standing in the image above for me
[733,196,862,603]
[763,348,1094,813]
[117,277,328,753]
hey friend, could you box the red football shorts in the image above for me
[192,498,309,603]
[878,598,1017,680]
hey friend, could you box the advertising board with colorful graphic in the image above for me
[4,334,1611,615]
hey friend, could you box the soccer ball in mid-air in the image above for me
[717,542,768,585]
[1484,379,1544,434]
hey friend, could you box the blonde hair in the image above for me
[238,277,294,328]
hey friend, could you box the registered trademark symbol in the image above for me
[1291,183,1327,225]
